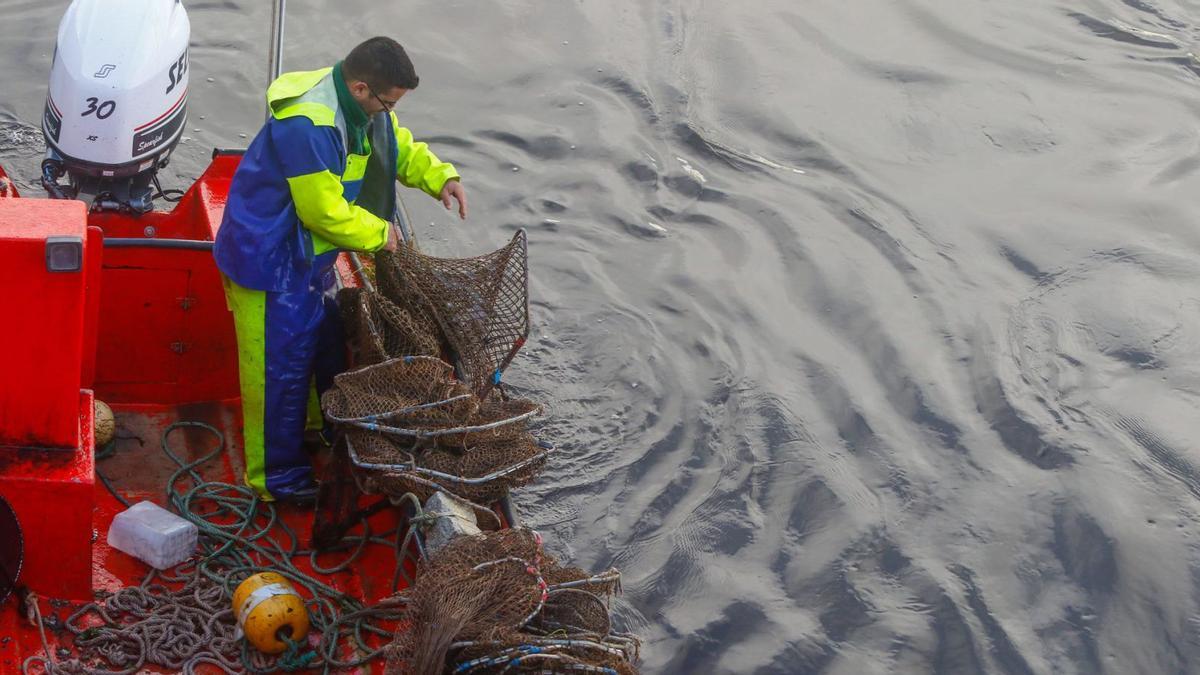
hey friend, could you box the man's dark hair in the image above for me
[343,37,419,91]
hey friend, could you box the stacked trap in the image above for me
[322,356,546,504]
[325,230,545,508]
[320,231,640,674]
[385,529,638,675]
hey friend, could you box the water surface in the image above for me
[4,1,1200,672]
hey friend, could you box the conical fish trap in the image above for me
[375,230,529,399]
[385,529,639,675]
[322,356,546,503]
[349,429,549,504]
[338,286,442,366]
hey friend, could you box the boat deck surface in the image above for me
[0,400,406,674]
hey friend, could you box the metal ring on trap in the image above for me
[345,431,551,504]
[322,356,540,442]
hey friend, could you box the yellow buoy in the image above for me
[94,400,115,447]
[232,572,310,654]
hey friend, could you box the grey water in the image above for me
[5,0,1200,673]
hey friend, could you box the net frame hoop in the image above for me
[449,638,632,659]
[546,571,622,592]
[345,406,538,439]
[357,464,503,529]
[345,435,550,485]
[324,393,475,425]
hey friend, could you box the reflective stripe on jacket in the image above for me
[214,67,459,292]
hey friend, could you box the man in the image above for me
[214,37,467,502]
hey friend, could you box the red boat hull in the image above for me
[0,154,415,673]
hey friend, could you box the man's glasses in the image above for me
[368,87,397,113]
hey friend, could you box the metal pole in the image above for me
[267,0,286,118]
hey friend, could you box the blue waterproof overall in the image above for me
[213,66,458,500]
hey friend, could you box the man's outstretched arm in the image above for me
[392,114,467,219]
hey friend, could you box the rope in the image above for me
[23,422,422,674]
[93,439,131,508]
[279,636,318,671]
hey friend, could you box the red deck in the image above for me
[0,401,410,673]
[0,155,416,672]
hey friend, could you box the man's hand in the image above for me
[440,179,468,220]
[382,223,400,251]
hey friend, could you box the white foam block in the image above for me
[107,500,198,570]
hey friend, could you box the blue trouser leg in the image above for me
[225,252,344,501]
[312,268,346,443]
[261,253,344,498]
[262,284,325,499]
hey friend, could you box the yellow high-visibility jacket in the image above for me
[214,67,458,292]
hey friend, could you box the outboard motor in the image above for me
[41,0,190,214]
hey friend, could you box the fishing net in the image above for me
[322,356,539,445]
[320,232,639,673]
[322,356,478,429]
[320,355,546,505]
[349,430,549,504]
[320,233,544,535]
[375,230,530,400]
[338,286,442,367]
[384,528,639,675]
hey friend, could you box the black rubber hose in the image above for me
[40,160,70,200]
[103,238,213,250]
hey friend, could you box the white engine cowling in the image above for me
[42,0,190,180]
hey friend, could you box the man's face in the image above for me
[349,81,408,115]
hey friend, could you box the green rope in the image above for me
[279,636,318,671]
[156,422,408,671]
[94,438,132,508]
[29,421,418,674]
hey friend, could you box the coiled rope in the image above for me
[22,422,418,674]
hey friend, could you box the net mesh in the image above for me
[375,231,529,400]
[321,354,545,504]
[337,286,445,368]
[323,360,539,443]
[322,356,478,427]
[347,429,548,505]
[326,234,547,508]
[384,529,639,675]
[321,231,639,673]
